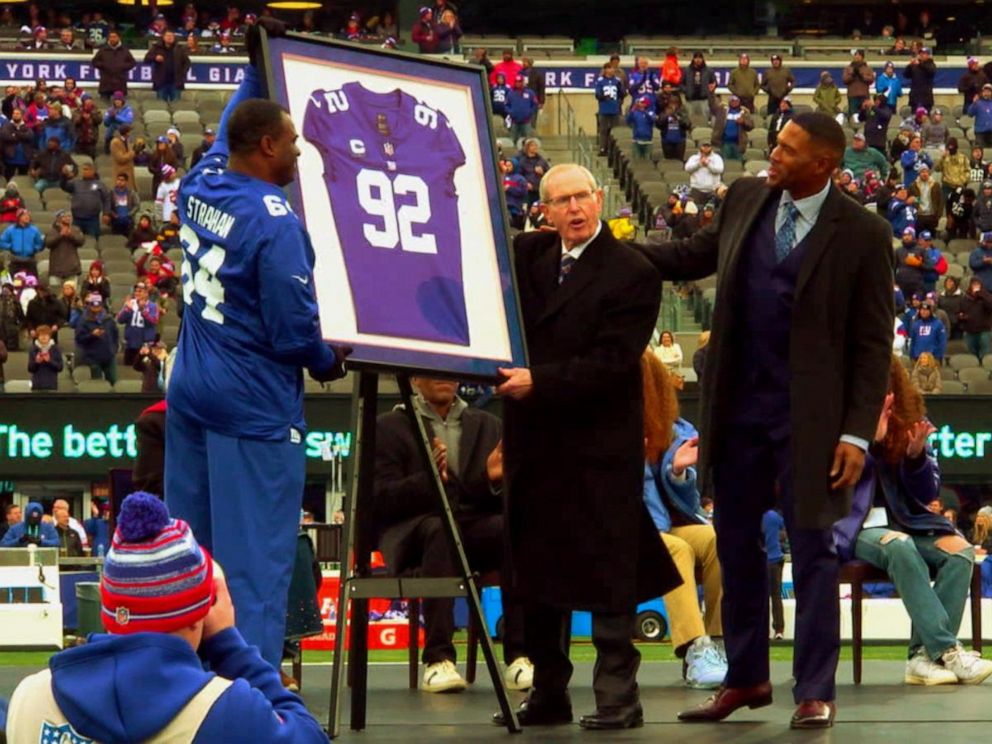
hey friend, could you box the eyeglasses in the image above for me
[546,190,596,209]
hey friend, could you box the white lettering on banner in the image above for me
[559,71,573,86]
[380,628,396,645]
[584,72,597,87]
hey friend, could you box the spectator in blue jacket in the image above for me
[500,157,528,229]
[626,95,656,159]
[0,208,44,276]
[875,61,903,109]
[41,103,75,152]
[627,56,661,113]
[0,501,59,547]
[967,83,992,148]
[763,509,786,640]
[901,135,933,186]
[833,361,991,686]
[5,492,331,743]
[516,138,549,206]
[594,64,626,155]
[970,231,992,290]
[908,301,947,361]
[888,185,918,238]
[102,91,134,154]
[75,292,120,384]
[116,281,160,365]
[656,98,690,161]
[27,323,63,390]
[505,74,538,144]
[640,351,726,690]
[490,72,511,117]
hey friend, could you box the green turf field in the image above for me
[0,637,916,667]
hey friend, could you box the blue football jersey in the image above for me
[167,66,336,441]
[303,82,470,346]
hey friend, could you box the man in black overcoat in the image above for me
[637,113,894,729]
[496,163,681,730]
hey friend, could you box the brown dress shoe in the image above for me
[280,670,300,692]
[790,699,836,729]
[678,682,773,722]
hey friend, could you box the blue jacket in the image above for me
[502,173,528,216]
[908,315,946,360]
[628,69,661,111]
[83,516,110,556]
[968,98,992,134]
[833,448,949,562]
[75,309,120,365]
[27,341,63,390]
[505,87,538,124]
[887,198,918,236]
[901,149,933,186]
[595,76,625,116]
[41,628,328,743]
[0,223,44,258]
[490,83,511,116]
[117,299,160,350]
[762,510,785,563]
[643,418,709,532]
[970,245,992,290]
[626,107,656,143]
[0,502,59,547]
[42,116,74,152]
[102,104,135,129]
[875,73,903,108]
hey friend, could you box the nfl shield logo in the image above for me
[115,606,130,625]
[40,721,94,743]
[383,142,395,156]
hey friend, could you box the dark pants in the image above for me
[525,603,639,710]
[156,84,180,102]
[766,96,783,116]
[714,424,839,703]
[3,163,27,180]
[848,96,866,117]
[75,216,101,240]
[662,140,686,161]
[976,131,992,148]
[415,513,525,665]
[768,560,785,634]
[597,113,620,154]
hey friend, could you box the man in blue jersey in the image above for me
[165,22,347,673]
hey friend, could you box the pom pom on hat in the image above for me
[116,491,170,542]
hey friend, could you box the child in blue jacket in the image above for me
[908,301,947,361]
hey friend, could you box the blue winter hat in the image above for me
[919,230,933,240]
[902,226,916,238]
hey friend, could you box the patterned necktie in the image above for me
[775,201,801,263]
[559,254,577,284]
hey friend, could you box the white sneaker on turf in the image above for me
[683,636,727,689]
[905,648,958,685]
[941,645,992,685]
[422,660,468,693]
[504,656,534,691]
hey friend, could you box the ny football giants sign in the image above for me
[262,35,527,379]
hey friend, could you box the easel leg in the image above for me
[327,371,378,736]
[396,374,520,733]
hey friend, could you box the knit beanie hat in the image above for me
[100,492,215,634]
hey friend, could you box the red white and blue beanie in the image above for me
[100,492,215,634]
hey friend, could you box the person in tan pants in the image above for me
[641,351,727,689]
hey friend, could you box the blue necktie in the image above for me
[559,254,577,284]
[775,202,801,263]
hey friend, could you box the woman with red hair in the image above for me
[641,350,726,689]
[834,357,991,686]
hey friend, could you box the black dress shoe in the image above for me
[579,703,644,730]
[492,690,572,726]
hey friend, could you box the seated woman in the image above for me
[834,357,992,686]
[641,351,726,688]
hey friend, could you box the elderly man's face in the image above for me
[541,167,604,249]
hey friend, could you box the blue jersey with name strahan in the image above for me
[168,66,336,441]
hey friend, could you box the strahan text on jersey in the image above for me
[303,82,471,346]
[168,65,337,442]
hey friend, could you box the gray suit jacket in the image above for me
[638,177,895,529]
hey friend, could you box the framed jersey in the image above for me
[262,32,528,380]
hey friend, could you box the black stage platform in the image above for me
[2,660,990,742]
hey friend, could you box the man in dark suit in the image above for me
[373,377,530,694]
[496,164,681,730]
[638,113,894,729]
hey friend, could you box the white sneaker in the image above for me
[504,656,534,691]
[941,645,992,685]
[905,648,958,686]
[422,660,467,693]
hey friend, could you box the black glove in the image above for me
[308,345,353,383]
[246,15,288,68]
[19,533,40,546]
